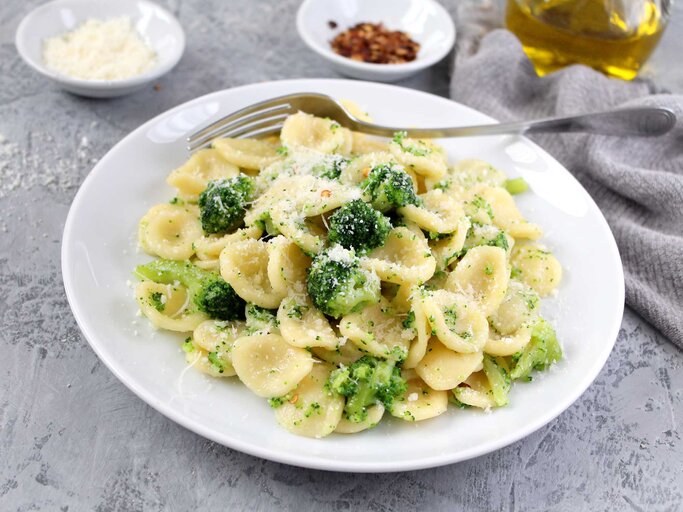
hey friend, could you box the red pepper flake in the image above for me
[289,394,299,404]
[330,22,420,64]
[362,167,371,178]
[153,84,162,91]
[321,189,332,198]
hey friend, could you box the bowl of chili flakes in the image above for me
[297,0,456,82]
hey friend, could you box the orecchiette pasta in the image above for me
[339,298,414,359]
[138,203,202,260]
[135,281,208,332]
[335,404,384,434]
[273,363,345,438]
[194,225,262,261]
[389,133,448,180]
[191,319,246,377]
[362,227,436,285]
[231,333,313,397]
[416,339,483,390]
[278,295,340,350]
[133,108,563,437]
[219,238,286,309]
[281,112,352,155]
[266,236,311,295]
[474,185,543,240]
[391,374,449,422]
[421,289,489,353]
[447,246,509,316]
[510,242,563,296]
[399,189,466,235]
[167,148,239,199]
[212,137,280,170]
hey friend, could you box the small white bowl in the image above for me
[15,0,185,98]
[297,0,456,82]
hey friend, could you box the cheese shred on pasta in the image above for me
[133,104,563,438]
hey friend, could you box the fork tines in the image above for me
[187,96,299,152]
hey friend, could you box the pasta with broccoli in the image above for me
[133,104,563,438]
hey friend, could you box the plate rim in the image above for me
[61,78,625,472]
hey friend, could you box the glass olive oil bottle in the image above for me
[506,0,670,80]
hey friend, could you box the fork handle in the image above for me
[356,107,677,138]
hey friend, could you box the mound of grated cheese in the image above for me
[43,17,157,81]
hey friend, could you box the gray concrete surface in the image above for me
[1,0,682,510]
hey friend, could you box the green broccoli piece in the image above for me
[392,131,431,157]
[504,177,529,195]
[361,163,420,212]
[134,259,245,321]
[245,303,278,334]
[253,211,281,237]
[402,310,416,329]
[181,337,195,353]
[482,355,511,406]
[328,199,392,254]
[328,355,407,423]
[198,175,254,234]
[149,291,165,312]
[207,351,225,374]
[310,154,349,180]
[307,246,381,318]
[510,319,562,380]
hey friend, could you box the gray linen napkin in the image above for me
[450,29,683,348]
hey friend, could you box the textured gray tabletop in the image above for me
[1,1,682,510]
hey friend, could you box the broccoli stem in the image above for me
[134,259,245,321]
[134,259,204,298]
[482,355,511,406]
[504,178,529,195]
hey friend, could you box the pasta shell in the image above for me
[231,334,313,397]
[273,363,345,438]
[416,339,483,390]
[138,203,202,260]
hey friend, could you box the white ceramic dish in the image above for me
[62,79,624,472]
[15,0,185,98]
[297,0,455,82]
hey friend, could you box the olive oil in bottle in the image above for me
[506,0,669,80]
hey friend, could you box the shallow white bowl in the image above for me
[61,79,624,472]
[297,0,456,82]
[15,0,185,98]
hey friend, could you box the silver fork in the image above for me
[187,92,677,152]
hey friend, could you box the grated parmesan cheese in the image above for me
[43,17,157,80]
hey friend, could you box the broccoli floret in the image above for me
[307,246,381,318]
[245,303,278,334]
[328,355,407,423]
[510,319,562,380]
[361,163,420,212]
[134,259,245,321]
[328,199,391,254]
[198,176,254,234]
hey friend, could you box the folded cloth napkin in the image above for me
[450,29,683,348]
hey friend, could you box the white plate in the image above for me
[297,0,455,82]
[62,79,624,472]
[15,0,185,98]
